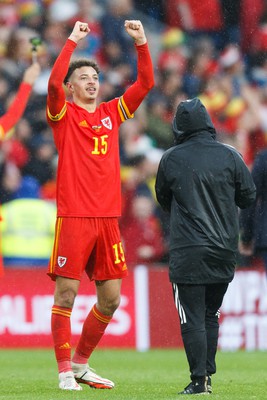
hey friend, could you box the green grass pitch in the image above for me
[0,348,266,399]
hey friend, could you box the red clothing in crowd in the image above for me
[121,214,165,267]
[240,0,264,53]
[0,83,32,139]
[0,81,33,277]
[165,0,223,32]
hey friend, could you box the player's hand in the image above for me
[124,20,147,45]
[23,62,41,85]
[68,21,90,43]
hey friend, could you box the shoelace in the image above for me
[63,375,78,388]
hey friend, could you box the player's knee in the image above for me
[54,288,77,308]
[110,296,121,313]
[98,296,121,316]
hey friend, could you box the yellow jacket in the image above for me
[1,198,56,261]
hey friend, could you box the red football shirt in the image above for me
[47,39,154,217]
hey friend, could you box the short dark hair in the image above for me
[64,59,100,85]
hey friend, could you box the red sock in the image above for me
[72,304,112,364]
[51,305,72,373]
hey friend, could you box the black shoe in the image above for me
[178,378,209,395]
[207,375,212,394]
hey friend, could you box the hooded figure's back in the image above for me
[155,98,256,284]
[172,97,216,144]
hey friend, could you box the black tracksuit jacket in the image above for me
[155,98,256,284]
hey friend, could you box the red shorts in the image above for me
[47,217,128,281]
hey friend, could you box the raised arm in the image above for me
[0,62,40,139]
[47,21,90,118]
[122,20,154,114]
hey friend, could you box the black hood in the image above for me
[172,98,216,144]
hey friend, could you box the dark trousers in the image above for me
[172,282,228,380]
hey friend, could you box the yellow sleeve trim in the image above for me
[118,96,134,122]
[47,103,67,122]
[0,125,4,140]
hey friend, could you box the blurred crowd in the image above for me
[0,0,267,267]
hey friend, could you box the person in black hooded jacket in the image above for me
[155,98,256,395]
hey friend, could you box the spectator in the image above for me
[240,0,264,54]
[5,26,40,68]
[183,37,218,98]
[121,151,162,215]
[165,0,224,49]
[221,0,241,45]
[0,162,22,204]
[146,95,174,149]
[134,0,165,22]
[22,134,56,185]
[17,0,45,33]
[239,149,267,275]
[0,61,41,277]
[120,118,154,162]
[120,194,165,267]
[0,62,41,139]
[39,155,57,201]
[72,0,104,64]
[157,28,187,75]
[1,175,56,266]
[101,0,135,67]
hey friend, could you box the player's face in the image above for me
[68,66,100,102]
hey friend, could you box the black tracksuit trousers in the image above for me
[172,282,229,380]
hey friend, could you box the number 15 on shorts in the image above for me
[113,242,125,264]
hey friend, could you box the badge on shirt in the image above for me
[101,117,112,130]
